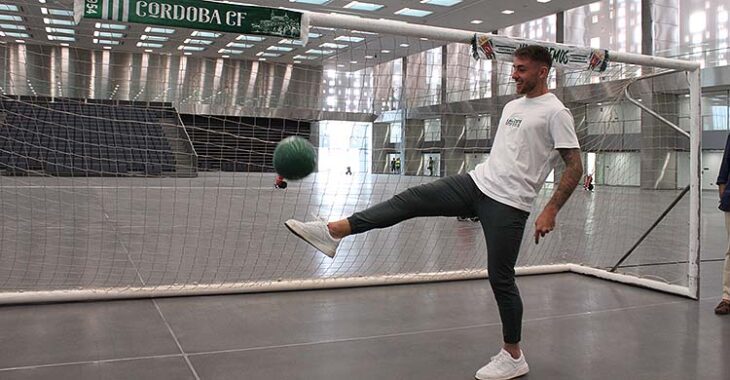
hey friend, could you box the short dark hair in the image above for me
[514,45,552,70]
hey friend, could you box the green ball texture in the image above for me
[273,136,316,180]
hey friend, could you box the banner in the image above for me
[75,0,308,40]
[472,34,609,72]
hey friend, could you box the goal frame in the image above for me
[0,11,702,304]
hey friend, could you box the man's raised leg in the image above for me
[285,174,481,258]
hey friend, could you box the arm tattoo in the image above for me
[546,148,583,212]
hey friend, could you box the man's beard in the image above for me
[516,80,535,94]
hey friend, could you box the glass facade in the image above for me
[424,118,441,142]
[565,0,642,54]
[465,115,490,140]
[677,0,729,67]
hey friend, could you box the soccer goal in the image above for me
[0,8,700,303]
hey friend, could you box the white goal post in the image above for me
[0,10,701,304]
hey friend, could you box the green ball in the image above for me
[273,136,316,180]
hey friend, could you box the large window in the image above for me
[321,65,374,113]
[586,101,641,135]
[424,118,441,142]
[703,92,729,130]
[465,153,489,171]
[318,121,372,174]
[389,122,402,144]
[466,115,490,140]
[422,153,440,177]
[425,47,442,105]
[677,0,729,67]
[469,52,492,100]
[678,91,729,131]
[565,0,641,54]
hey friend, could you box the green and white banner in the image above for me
[75,0,309,40]
[472,34,609,72]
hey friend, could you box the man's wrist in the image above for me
[542,205,559,214]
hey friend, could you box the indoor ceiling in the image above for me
[0,0,599,68]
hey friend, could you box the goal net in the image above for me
[0,7,701,303]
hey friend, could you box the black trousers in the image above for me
[348,174,530,343]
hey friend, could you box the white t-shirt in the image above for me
[469,92,580,212]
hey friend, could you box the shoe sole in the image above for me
[475,365,529,380]
[284,221,336,258]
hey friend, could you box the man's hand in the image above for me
[536,148,582,244]
[720,184,726,200]
[534,207,557,244]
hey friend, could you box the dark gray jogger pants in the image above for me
[347,174,530,344]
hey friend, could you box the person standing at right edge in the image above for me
[715,134,730,315]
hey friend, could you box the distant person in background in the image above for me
[715,134,730,315]
[583,173,594,191]
[427,157,434,176]
[395,157,401,173]
[345,166,352,175]
[390,158,396,173]
[274,175,287,189]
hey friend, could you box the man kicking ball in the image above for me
[285,45,583,380]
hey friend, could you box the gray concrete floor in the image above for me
[0,266,727,379]
[0,173,728,379]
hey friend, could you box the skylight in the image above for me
[178,45,205,51]
[256,52,281,57]
[226,42,253,48]
[94,31,124,38]
[44,18,75,26]
[394,8,433,17]
[0,5,19,12]
[0,23,25,30]
[144,26,174,34]
[308,33,322,39]
[0,31,29,38]
[93,39,121,45]
[289,0,331,4]
[184,38,214,45]
[343,1,384,11]
[137,42,163,48]
[293,55,317,60]
[41,8,74,17]
[334,35,365,43]
[45,27,74,35]
[267,46,294,52]
[97,23,128,30]
[47,35,74,42]
[218,49,243,54]
[279,39,305,45]
[306,49,335,55]
[320,42,347,49]
[236,35,266,42]
[141,35,169,41]
[0,15,22,22]
[419,0,462,6]
[191,31,221,38]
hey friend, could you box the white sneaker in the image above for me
[284,219,341,258]
[475,349,529,380]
